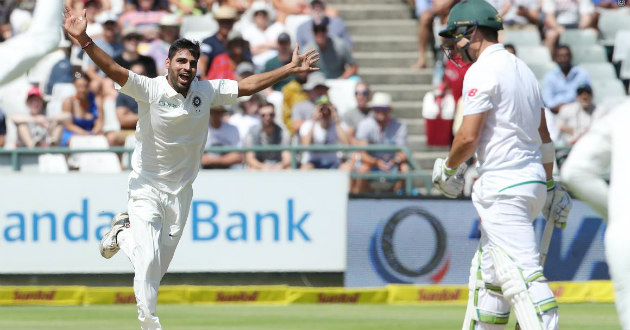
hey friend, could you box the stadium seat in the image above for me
[571,45,607,64]
[285,14,311,46]
[515,46,552,64]
[325,79,357,117]
[578,62,617,81]
[180,15,218,42]
[38,153,69,173]
[502,29,541,46]
[613,30,630,79]
[68,135,121,173]
[527,62,557,80]
[598,10,630,46]
[591,78,627,105]
[559,28,598,47]
[46,83,76,117]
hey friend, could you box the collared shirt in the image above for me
[462,43,546,186]
[296,17,353,48]
[355,116,407,159]
[555,101,606,146]
[304,37,355,79]
[542,65,590,109]
[117,71,238,194]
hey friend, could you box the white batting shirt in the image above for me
[118,71,239,194]
[462,43,546,191]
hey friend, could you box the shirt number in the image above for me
[468,89,478,97]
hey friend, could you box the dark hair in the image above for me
[476,26,498,42]
[554,44,571,56]
[168,38,201,60]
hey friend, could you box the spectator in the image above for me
[304,20,357,79]
[296,0,351,48]
[84,0,105,39]
[241,1,287,69]
[118,0,168,40]
[199,6,247,79]
[12,86,70,148]
[489,0,540,30]
[542,45,590,113]
[169,0,202,15]
[0,107,7,147]
[229,93,263,141]
[235,61,255,81]
[201,106,243,169]
[504,43,516,55]
[299,96,349,169]
[542,0,595,52]
[244,102,291,170]
[342,81,371,141]
[411,0,434,69]
[353,92,408,194]
[264,32,293,91]
[106,62,145,146]
[143,14,181,76]
[207,36,251,80]
[281,70,308,133]
[46,38,74,95]
[271,0,308,24]
[291,71,328,133]
[60,72,105,146]
[114,26,158,77]
[86,17,123,78]
[555,84,606,146]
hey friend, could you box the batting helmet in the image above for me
[438,0,503,40]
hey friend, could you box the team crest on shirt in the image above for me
[193,96,202,108]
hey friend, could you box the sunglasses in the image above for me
[260,113,275,118]
[355,90,369,96]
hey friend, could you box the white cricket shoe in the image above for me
[99,212,130,259]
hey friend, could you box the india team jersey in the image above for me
[462,44,546,189]
[118,71,238,194]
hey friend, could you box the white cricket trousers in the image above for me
[467,178,558,330]
[117,173,193,330]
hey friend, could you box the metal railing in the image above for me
[0,145,434,194]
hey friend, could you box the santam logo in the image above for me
[216,291,259,302]
[13,290,56,301]
[317,293,360,303]
[417,289,462,301]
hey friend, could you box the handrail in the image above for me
[0,145,433,194]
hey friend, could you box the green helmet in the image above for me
[439,0,503,40]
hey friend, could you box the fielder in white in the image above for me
[63,8,319,330]
[561,99,630,330]
[0,0,63,86]
[432,1,572,329]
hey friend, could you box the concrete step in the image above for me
[353,35,419,52]
[391,100,423,120]
[346,20,417,36]
[372,84,431,102]
[412,150,449,170]
[399,118,424,135]
[336,4,412,20]
[354,52,422,68]
[332,0,406,4]
[359,67,432,85]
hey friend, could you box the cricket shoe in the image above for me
[99,212,130,259]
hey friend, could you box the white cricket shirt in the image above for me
[117,71,238,194]
[462,44,546,190]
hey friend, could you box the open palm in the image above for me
[291,45,320,73]
[63,7,87,39]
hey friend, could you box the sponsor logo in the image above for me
[114,292,136,304]
[14,290,56,301]
[317,293,360,303]
[216,291,259,302]
[158,100,180,109]
[417,289,462,301]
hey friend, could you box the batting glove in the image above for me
[432,158,466,198]
[542,180,572,229]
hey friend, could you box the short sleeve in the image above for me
[116,71,160,104]
[462,68,496,115]
[579,0,594,14]
[299,120,314,137]
[243,129,255,147]
[228,125,241,147]
[209,79,239,107]
[355,119,372,142]
[280,129,291,145]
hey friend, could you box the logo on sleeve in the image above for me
[467,89,478,97]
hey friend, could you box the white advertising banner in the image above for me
[0,171,348,273]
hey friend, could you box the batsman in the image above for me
[431,0,572,329]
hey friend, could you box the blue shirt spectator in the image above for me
[296,0,352,48]
[542,45,590,112]
[46,57,74,95]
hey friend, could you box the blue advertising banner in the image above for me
[345,199,607,287]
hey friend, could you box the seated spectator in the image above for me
[170,0,202,15]
[291,71,329,133]
[240,1,287,69]
[271,0,308,24]
[207,36,251,80]
[85,18,123,104]
[60,72,105,146]
[281,70,309,133]
[296,0,351,48]
[12,86,70,148]
[264,32,294,91]
[542,0,595,52]
[229,93,263,141]
[84,0,105,39]
[555,84,606,146]
[0,107,6,147]
[492,0,540,30]
[46,38,74,95]
[542,45,590,113]
[199,6,249,79]
[244,103,291,170]
[143,14,181,76]
[202,106,243,169]
[106,63,146,146]
[342,81,371,141]
[304,20,357,79]
[118,0,168,40]
[114,26,158,77]
[353,92,408,194]
[299,96,349,169]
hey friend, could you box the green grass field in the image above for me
[0,303,620,330]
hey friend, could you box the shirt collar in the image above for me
[162,75,199,98]
[476,43,505,62]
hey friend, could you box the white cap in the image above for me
[369,92,392,108]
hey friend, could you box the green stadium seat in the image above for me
[578,62,617,81]
[528,61,557,80]
[591,78,627,105]
[559,29,598,47]
[571,45,607,64]
[502,30,541,46]
[515,46,552,64]
[598,10,630,46]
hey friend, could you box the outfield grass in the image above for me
[0,303,620,330]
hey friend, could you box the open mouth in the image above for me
[178,72,191,85]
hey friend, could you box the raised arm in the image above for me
[238,45,319,97]
[63,7,128,87]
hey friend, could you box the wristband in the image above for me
[546,179,555,190]
[443,158,457,175]
[81,38,93,49]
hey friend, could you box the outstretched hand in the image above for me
[290,44,320,73]
[63,7,87,39]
